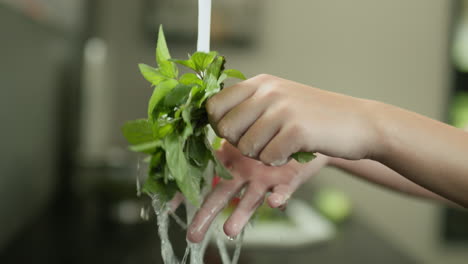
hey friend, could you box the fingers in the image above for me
[216,96,268,145]
[267,154,329,209]
[168,192,184,212]
[223,183,267,238]
[237,109,283,159]
[187,178,245,243]
[267,184,292,209]
[215,140,235,166]
[259,124,305,166]
[206,80,256,126]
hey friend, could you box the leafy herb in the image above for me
[290,152,316,163]
[122,25,244,206]
[122,25,314,206]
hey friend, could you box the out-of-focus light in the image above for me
[453,4,468,72]
[450,91,468,129]
[314,188,352,224]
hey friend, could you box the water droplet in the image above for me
[136,158,142,197]
[140,206,149,221]
[181,246,190,264]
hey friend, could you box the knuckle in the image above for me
[217,119,239,144]
[217,120,229,139]
[206,97,219,119]
[237,137,255,158]
[259,150,275,166]
[286,122,306,139]
[272,101,292,118]
[253,73,273,82]
[256,82,281,100]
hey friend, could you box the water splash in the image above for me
[231,230,245,264]
[188,242,204,264]
[136,157,142,197]
[170,211,188,230]
[151,195,179,264]
[216,237,231,264]
[181,247,190,264]
[140,206,150,221]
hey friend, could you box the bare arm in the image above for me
[367,102,468,208]
[328,157,462,208]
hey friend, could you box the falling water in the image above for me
[216,237,231,264]
[136,157,143,195]
[231,230,245,264]
[151,195,179,264]
[181,247,190,264]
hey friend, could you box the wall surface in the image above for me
[96,0,466,263]
[0,7,67,249]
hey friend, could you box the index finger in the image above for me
[206,79,256,124]
[187,177,245,243]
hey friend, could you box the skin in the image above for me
[186,74,468,243]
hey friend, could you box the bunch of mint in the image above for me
[122,26,314,207]
[122,26,245,206]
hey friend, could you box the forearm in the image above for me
[328,157,461,208]
[368,101,468,208]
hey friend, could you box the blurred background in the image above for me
[0,0,467,263]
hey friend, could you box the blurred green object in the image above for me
[314,188,352,224]
[449,91,468,129]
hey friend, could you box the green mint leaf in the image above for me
[206,56,226,79]
[214,155,233,180]
[181,106,193,139]
[122,119,155,145]
[147,79,178,120]
[291,152,316,163]
[197,74,220,107]
[159,60,178,79]
[149,150,164,172]
[187,135,211,167]
[138,63,168,85]
[142,176,177,202]
[170,59,197,72]
[223,69,246,80]
[191,51,218,72]
[163,84,192,107]
[179,73,203,86]
[153,120,177,139]
[204,137,233,180]
[164,133,201,206]
[212,136,223,150]
[128,141,162,153]
[156,25,171,64]
[156,25,178,78]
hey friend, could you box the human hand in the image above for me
[206,74,380,166]
[187,141,328,243]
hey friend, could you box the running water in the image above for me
[136,157,142,197]
[181,247,190,264]
[231,230,245,264]
[216,237,231,264]
[152,195,179,264]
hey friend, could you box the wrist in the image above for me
[360,99,392,162]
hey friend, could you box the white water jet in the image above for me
[152,196,179,264]
[231,230,245,264]
[216,236,231,264]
